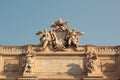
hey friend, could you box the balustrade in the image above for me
[0,45,120,55]
[0,46,26,54]
[95,46,118,55]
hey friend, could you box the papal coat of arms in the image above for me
[36,19,84,51]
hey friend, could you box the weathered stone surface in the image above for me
[0,19,119,80]
[34,56,84,73]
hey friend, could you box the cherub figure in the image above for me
[24,53,35,74]
[36,29,51,49]
[65,29,84,48]
[86,52,101,74]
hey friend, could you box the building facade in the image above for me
[0,19,120,80]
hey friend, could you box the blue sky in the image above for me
[0,0,120,46]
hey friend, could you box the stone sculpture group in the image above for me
[0,19,119,80]
[36,19,84,51]
[23,19,101,76]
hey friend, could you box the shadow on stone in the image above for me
[1,63,19,79]
[66,63,83,79]
[101,62,118,79]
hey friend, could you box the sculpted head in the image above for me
[58,18,63,24]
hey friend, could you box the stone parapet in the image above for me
[0,19,119,80]
[0,45,119,55]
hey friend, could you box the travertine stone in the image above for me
[34,56,84,74]
[23,52,35,75]
[0,19,119,80]
[86,51,102,76]
[36,19,84,51]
